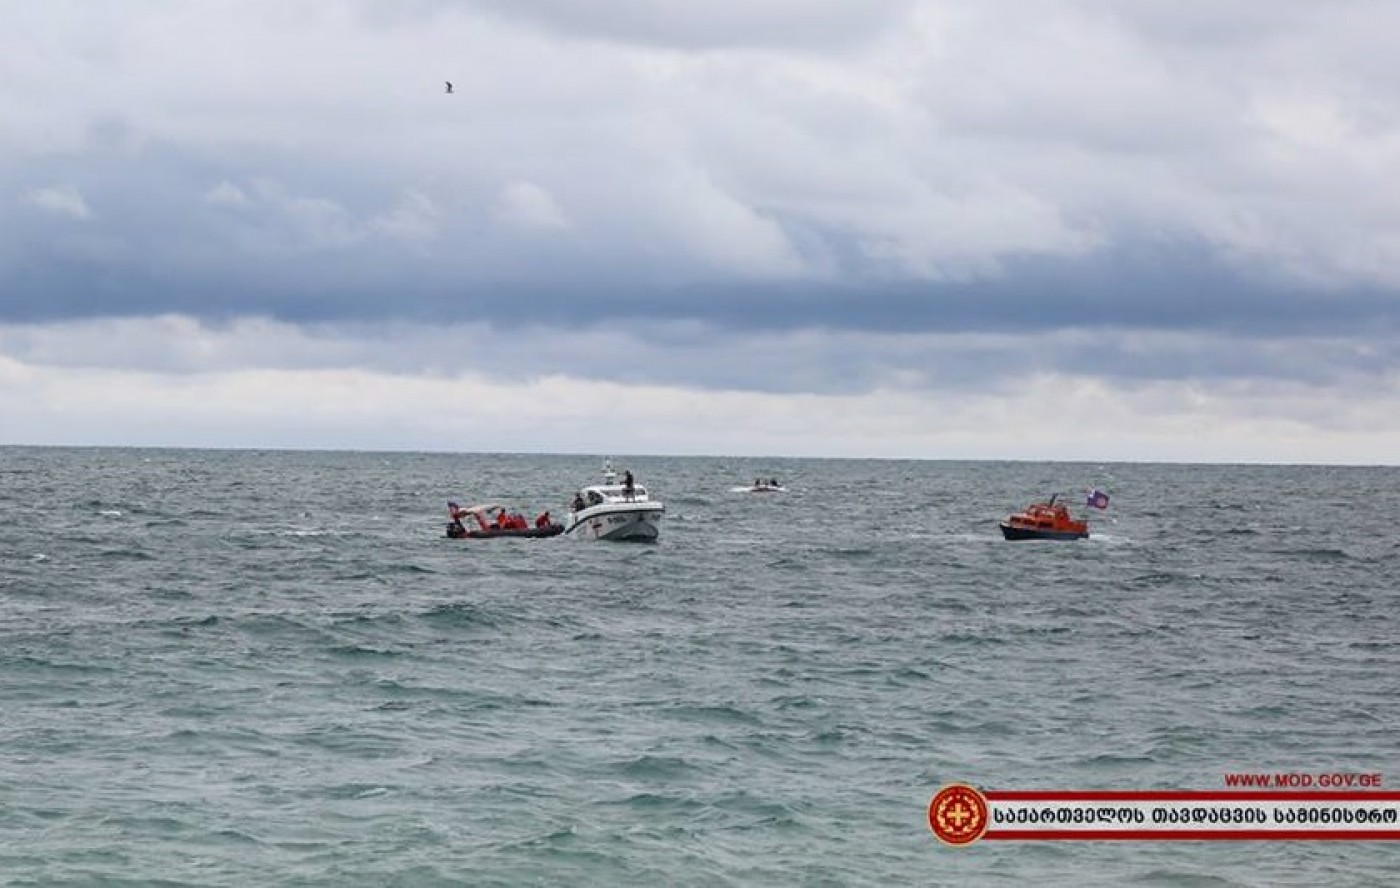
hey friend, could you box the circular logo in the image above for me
[928,784,989,846]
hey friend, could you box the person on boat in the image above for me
[535,510,552,528]
[623,470,635,501]
[572,492,585,512]
[446,502,467,537]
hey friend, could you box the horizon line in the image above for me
[2,442,1396,469]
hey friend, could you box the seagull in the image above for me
[445,81,454,94]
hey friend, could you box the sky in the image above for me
[4,0,1400,462]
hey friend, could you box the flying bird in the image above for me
[445,81,454,94]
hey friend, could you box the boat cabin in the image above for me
[1006,502,1077,530]
[576,483,650,508]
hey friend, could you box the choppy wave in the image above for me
[0,447,1397,886]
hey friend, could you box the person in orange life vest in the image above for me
[535,511,552,528]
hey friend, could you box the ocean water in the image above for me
[1,447,1397,886]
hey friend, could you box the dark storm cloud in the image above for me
[3,149,1395,348]
[6,313,1397,406]
[5,0,1400,383]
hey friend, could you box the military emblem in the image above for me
[928,784,989,846]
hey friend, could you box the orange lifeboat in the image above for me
[999,495,1089,541]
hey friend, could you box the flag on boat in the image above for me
[1086,489,1110,510]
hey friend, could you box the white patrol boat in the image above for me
[565,473,664,542]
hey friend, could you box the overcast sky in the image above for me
[4,0,1400,462]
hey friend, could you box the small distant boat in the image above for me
[447,503,563,539]
[565,469,664,542]
[999,495,1089,541]
[741,478,785,493]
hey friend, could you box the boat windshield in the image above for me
[576,484,655,508]
[595,484,648,500]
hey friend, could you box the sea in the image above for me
[1,447,1397,886]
